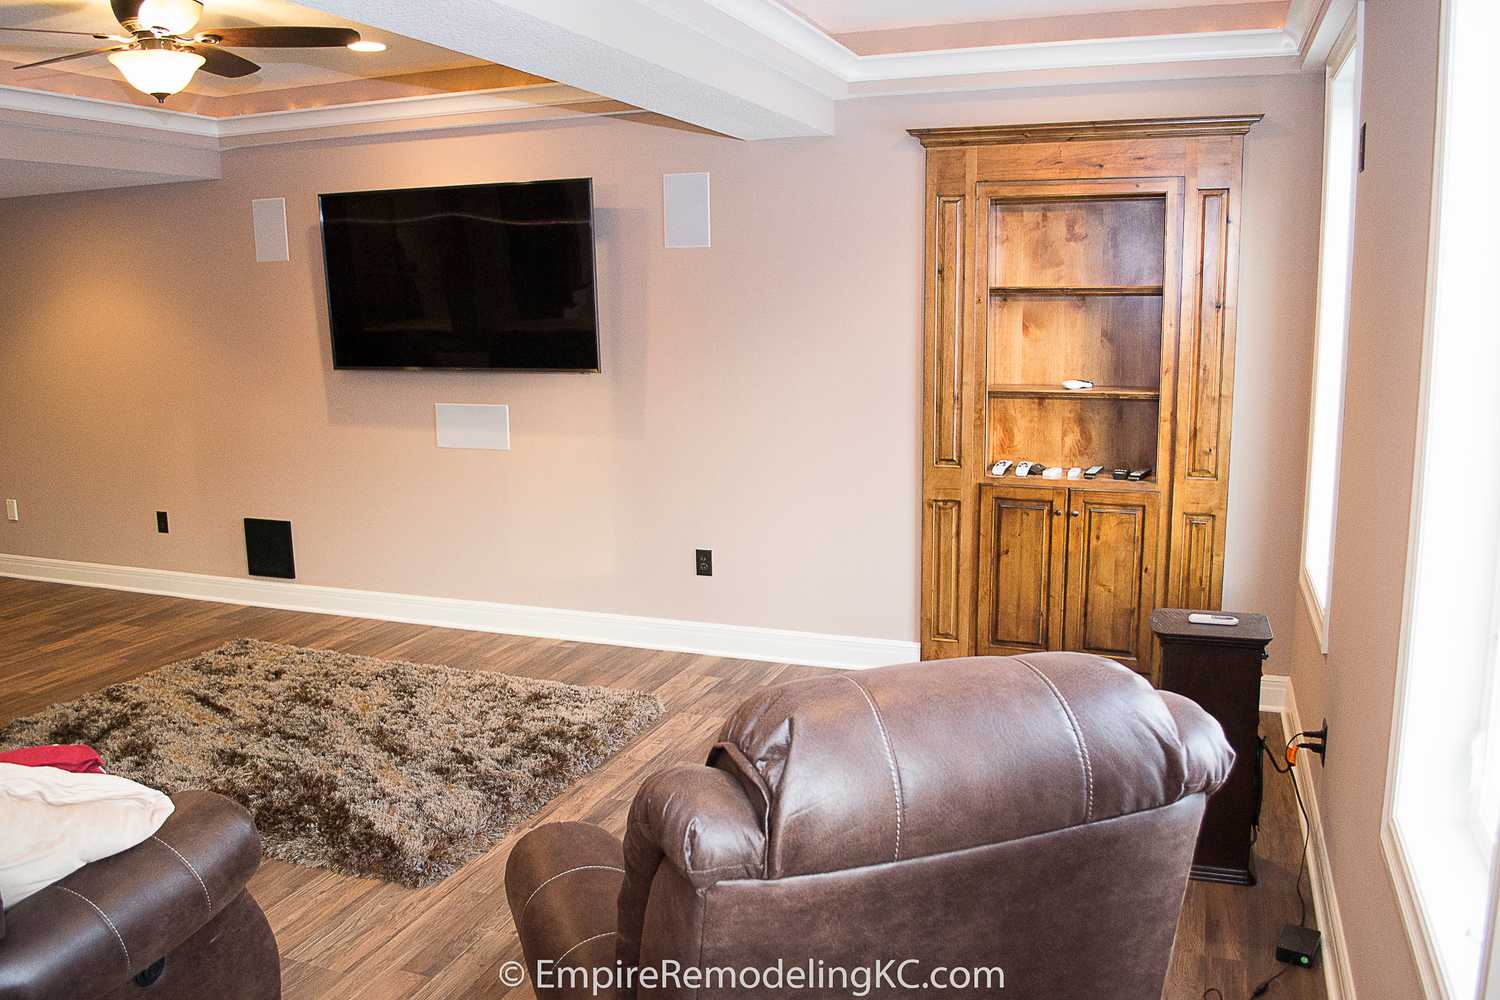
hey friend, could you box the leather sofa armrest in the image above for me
[623,765,766,890]
[1159,691,1237,796]
[616,765,764,972]
[505,823,625,1000]
[0,790,261,1000]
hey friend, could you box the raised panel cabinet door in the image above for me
[976,485,1067,656]
[1063,489,1160,674]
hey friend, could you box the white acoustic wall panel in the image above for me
[435,404,510,451]
[251,198,289,263]
[663,172,710,248]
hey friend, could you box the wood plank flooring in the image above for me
[0,578,1327,1000]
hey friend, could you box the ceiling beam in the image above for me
[290,0,841,140]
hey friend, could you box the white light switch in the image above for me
[252,197,289,263]
[5,499,17,521]
[663,172,710,248]
[435,404,510,451]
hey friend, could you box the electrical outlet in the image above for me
[156,511,169,534]
[4,499,17,522]
[695,549,713,577]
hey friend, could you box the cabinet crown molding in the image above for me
[907,115,1264,148]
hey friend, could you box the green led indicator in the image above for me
[1301,957,1310,966]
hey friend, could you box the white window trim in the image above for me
[1381,0,1492,994]
[1297,8,1362,655]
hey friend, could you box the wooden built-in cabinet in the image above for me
[976,485,1158,673]
[912,116,1260,678]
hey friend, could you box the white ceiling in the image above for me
[782,0,1267,34]
[0,0,486,96]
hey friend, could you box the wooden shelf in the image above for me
[982,473,1161,493]
[990,285,1164,298]
[988,383,1160,400]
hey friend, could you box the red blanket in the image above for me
[0,744,106,773]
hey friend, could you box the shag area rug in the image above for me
[0,639,663,887]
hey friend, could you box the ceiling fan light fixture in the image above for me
[347,39,386,53]
[108,46,205,102]
[134,0,204,36]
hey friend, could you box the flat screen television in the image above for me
[319,178,599,371]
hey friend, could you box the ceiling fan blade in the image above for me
[187,43,259,78]
[13,46,122,71]
[194,26,359,48]
[0,27,128,39]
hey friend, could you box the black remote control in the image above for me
[1111,468,1129,480]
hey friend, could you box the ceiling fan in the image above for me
[1,0,387,103]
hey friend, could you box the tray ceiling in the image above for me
[0,0,489,97]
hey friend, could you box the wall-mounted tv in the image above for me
[319,178,599,371]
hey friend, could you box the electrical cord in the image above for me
[1201,731,1316,1000]
[1262,736,1313,927]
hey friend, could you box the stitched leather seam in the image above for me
[53,885,131,971]
[689,862,757,876]
[556,930,616,965]
[519,864,624,921]
[150,835,212,909]
[843,676,905,861]
[1018,657,1096,822]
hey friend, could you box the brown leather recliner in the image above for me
[506,652,1235,1000]
[0,791,280,1000]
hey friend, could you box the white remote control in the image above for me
[991,460,1013,477]
[1014,461,1033,477]
[1187,613,1240,626]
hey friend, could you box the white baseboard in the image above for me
[1274,674,1357,1000]
[1259,672,1291,713]
[0,553,920,670]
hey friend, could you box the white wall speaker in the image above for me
[435,404,511,451]
[663,172,710,249]
[251,197,289,263]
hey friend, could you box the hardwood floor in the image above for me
[0,577,1327,1000]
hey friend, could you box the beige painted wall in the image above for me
[1282,1,1441,995]
[0,72,1321,647]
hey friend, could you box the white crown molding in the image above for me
[214,83,613,137]
[0,84,218,138]
[1285,0,1330,57]
[845,28,1296,88]
[0,553,920,669]
[0,82,625,145]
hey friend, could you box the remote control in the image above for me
[1112,468,1129,480]
[1188,613,1240,627]
[1014,461,1033,477]
[1028,462,1046,476]
[1061,379,1095,391]
[1084,465,1103,479]
[991,460,1013,477]
[1128,466,1152,481]
[1067,467,1083,480]
[1041,466,1063,479]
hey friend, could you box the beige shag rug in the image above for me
[0,639,663,887]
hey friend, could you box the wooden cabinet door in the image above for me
[1063,489,1160,673]
[976,485,1067,656]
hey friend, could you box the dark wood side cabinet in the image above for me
[1152,608,1272,885]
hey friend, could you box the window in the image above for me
[1299,14,1362,651]
[1385,0,1500,996]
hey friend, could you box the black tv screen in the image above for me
[319,178,599,370]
